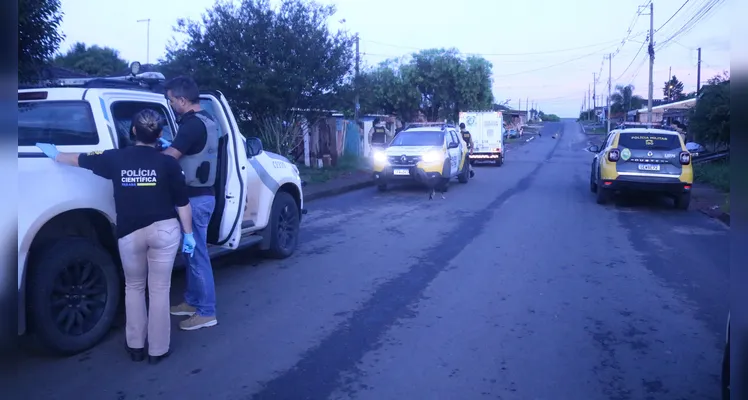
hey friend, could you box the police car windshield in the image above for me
[618,132,680,150]
[390,130,443,147]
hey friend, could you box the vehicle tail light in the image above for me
[607,149,620,162]
[679,151,691,165]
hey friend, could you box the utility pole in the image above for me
[588,84,591,120]
[137,19,151,65]
[646,2,654,126]
[593,73,597,112]
[354,33,360,121]
[607,53,612,133]
[696,48,702,95]
[667,66,672,102]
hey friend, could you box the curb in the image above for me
[305,180,374,202]
[698,209,730,227]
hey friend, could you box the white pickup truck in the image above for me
[16,66,306,355]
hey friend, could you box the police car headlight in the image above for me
[373,150,388,164]
[421,150,442,163]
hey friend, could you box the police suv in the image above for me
[372,122,471,191]
[17,63,305,355]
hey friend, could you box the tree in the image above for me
[158,0,354,134]
[356,48,494,122]
[19,0,64,83]
[690,75,729,149]
[610,84,644,115]
[663,75,685,102]
[707,70,730,85]
[539,111,560,122]
[54,42,128,76]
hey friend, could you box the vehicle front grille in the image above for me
[388,155,421,165]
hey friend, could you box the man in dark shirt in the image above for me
[161,76,221,331]
[459,123,475,178]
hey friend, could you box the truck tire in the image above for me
[262,191,300,259]
[495,154,503,167]
[28,237,120,355]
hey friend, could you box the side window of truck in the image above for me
[18,100,99,146]
[109,101,176,148]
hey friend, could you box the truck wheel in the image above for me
[674,192,691,210]
[495,155,503,167]
[262,191,300,259]
[28,237,120,355]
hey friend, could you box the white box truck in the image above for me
[459,111,504,166]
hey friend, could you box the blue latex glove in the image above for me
[36,143,60,160]
[158,137,171,148]
[182,232,196,256]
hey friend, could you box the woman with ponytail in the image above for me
[35,108,195,364]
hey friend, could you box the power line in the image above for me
[594,3,650,86]
[493,46,616,78]
[657,0,724,52]
[656,0,691,31]
[615,40,647,81]
[359,37,636,57]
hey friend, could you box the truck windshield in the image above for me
[618,132,680,150]
[18,101,99,146]
[389,131,443,147]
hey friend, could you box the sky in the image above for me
[58,0,731,117]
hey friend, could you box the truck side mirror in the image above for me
[246,137,263,157]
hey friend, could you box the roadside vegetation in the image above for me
[695,161,729,192]
[297,155,368,183]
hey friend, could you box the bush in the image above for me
[694,161,729,192]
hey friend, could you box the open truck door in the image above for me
[198,91,249,250]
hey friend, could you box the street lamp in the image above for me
[137,18,151,65]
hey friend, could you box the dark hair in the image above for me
[459,123,466,129]
[373,117,381,124]
[131,109,165,144]
[164,76,200,104]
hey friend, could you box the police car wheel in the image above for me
[458,162,470,183]
[674,193,691,210]
[263,191,300,259]
[595,184,610,205]
[28,238,120,355]
[589,167,598,193]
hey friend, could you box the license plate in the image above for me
[393,168,410,176]
[638,164,661,171]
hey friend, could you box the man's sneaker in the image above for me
[179,314,218,331]
[170,303,196,316]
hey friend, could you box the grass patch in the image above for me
[297,155,369,183]
[589,126,608,135]
[694,161,729,192]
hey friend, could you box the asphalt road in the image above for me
[7,120,729,400]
